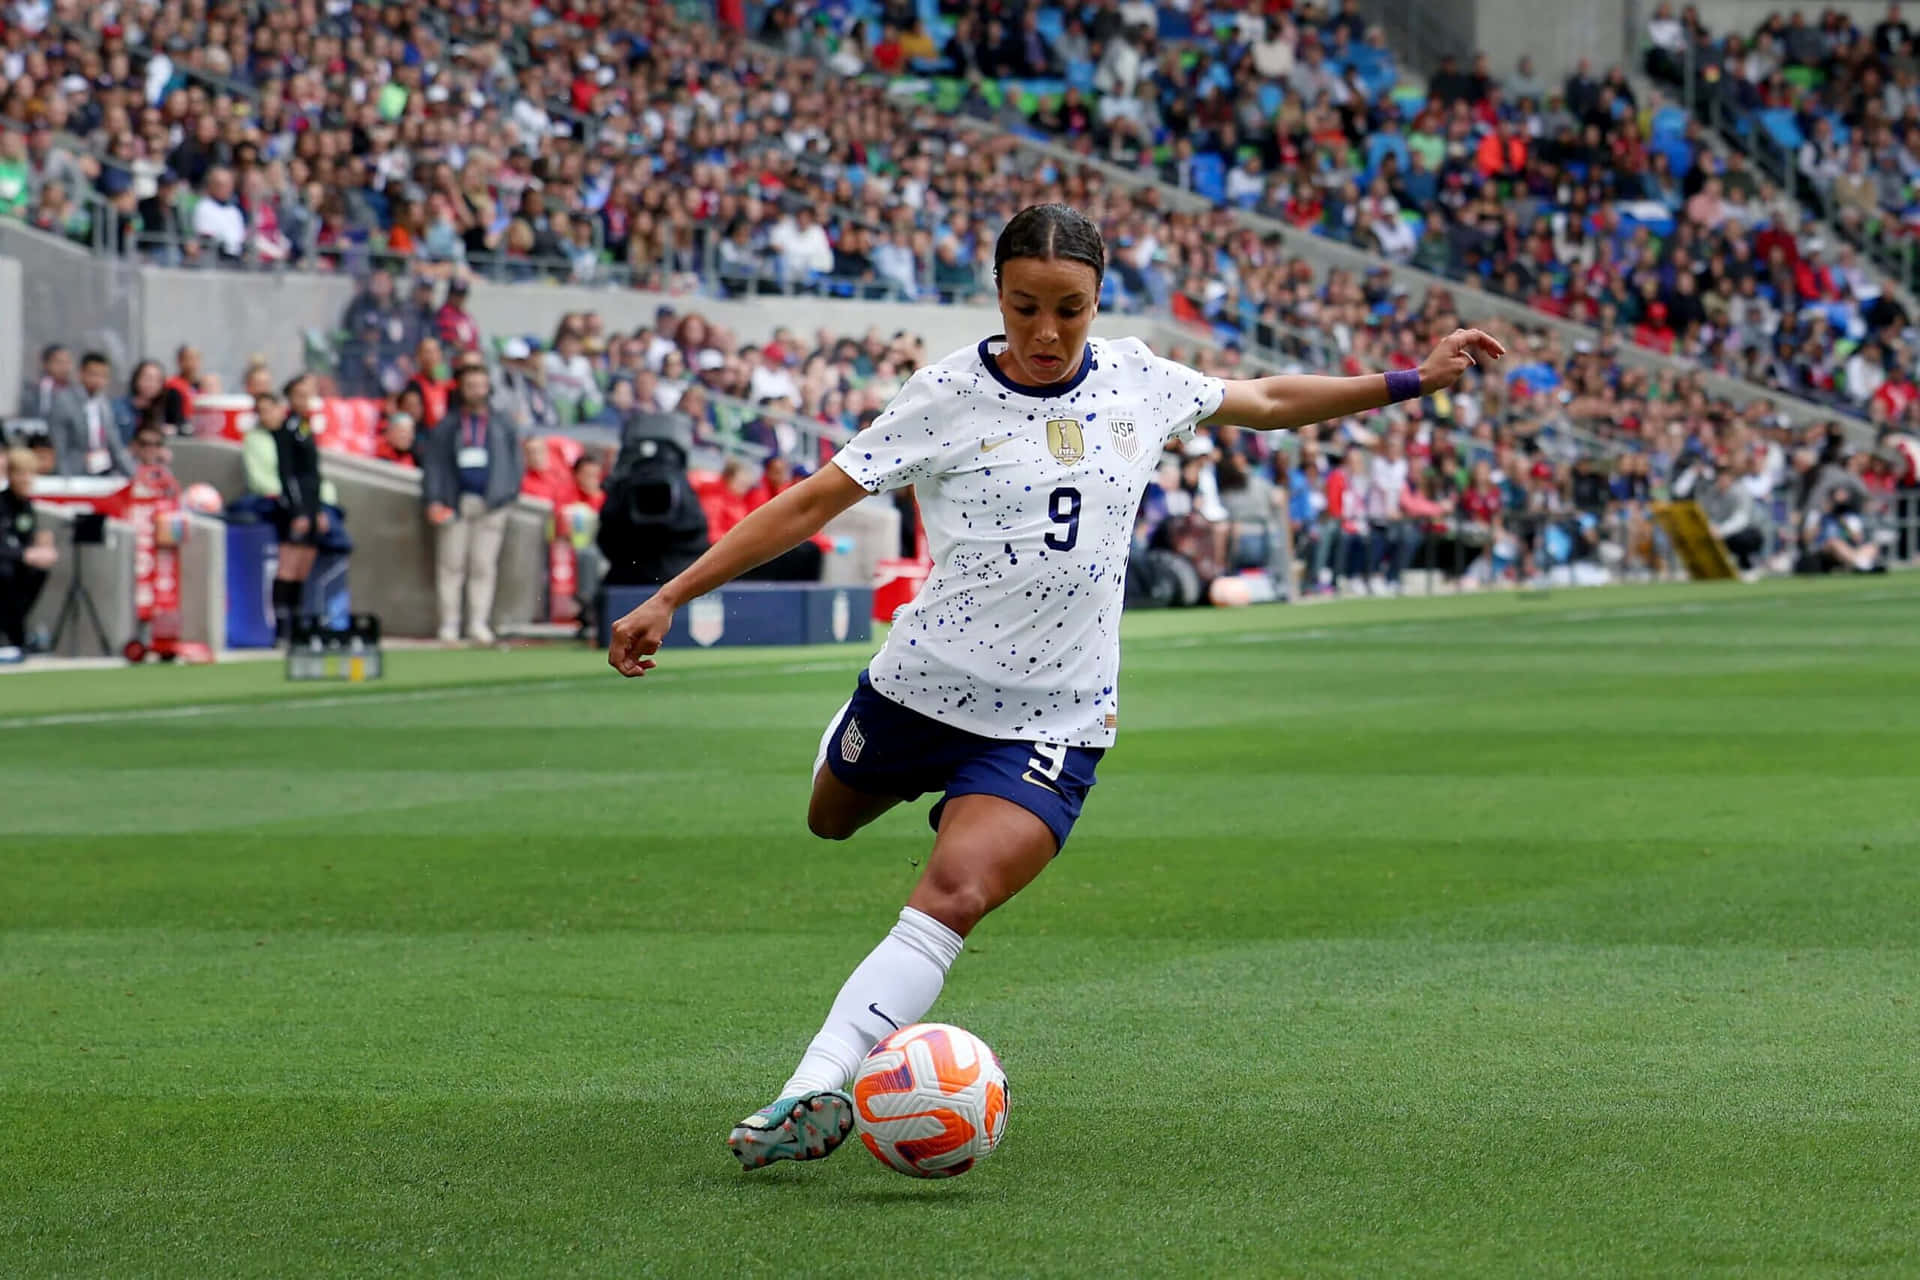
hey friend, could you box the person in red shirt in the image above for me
[1473,120,1527,181]
[164,344,204,429]
[744,454,799,509]
[520,436,582,507]
[746,455,834,552]
[435,278,480,353]
[572,453,607,513]
[870,24,905,74]
[1321,443,1370,586]
[694,458,756,541]
[407,337,452,425]
[1633,301,1678,354]
[373,411,420,468]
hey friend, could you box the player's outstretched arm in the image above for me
[1206,328,1506,433]
[607,463,871,678]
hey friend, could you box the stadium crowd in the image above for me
[5,0,1920,441]
[2,0,1915,655]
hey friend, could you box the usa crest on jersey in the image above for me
[1108,417,1140,461]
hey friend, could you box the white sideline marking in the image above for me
[0,660,855,730]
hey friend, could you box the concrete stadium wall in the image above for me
[140,267,357,389]
[1357,0,1635,83]
[1688,0,1901,42]
[0,257,21,418]
[3,218,1197,397]
[0,222,145,403]
[169,439,549,638]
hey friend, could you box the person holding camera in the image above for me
[0,446,59,661]
[423,361,522,645]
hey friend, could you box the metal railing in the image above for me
[1666,36,1920,308]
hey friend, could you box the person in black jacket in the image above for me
[0,445,59,660]
[261,376,326,641]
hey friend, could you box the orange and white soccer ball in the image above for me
[852,1023,1008,1179]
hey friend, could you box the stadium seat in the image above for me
[1257,83,1284,121]
[1036,7,1064,45]
[1190,153,1227,204]
[1760,109,1804,152]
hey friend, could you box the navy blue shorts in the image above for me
[818,672,1103,852]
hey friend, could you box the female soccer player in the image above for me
[607,204,1504,1168]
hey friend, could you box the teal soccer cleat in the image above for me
[726,1090,854,1170]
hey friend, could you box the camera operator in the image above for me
[0,446,58,661]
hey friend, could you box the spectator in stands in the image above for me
[21,344,74,422]
[192,165,247,260]
[522,436,582,508]
[695,457,756,541]
[436,278,480,353]
[407,337,451,426]
[543,325,600,423]
[118,360,176,442]
[50,352,132,479]
[136,169,196,264]
[374,411,420,469]
[496,339,560,434]
[0,445,57,661]
[0,130,27,218]
[165,346,205,427]
[338,269,408,398]
[423,361,522,646]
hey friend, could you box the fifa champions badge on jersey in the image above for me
[1045,419,1085,466]
[688,597,726,646]
[841,717,866,764]
[1107,417,1139,462]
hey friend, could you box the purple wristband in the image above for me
[1385,368,1422,404]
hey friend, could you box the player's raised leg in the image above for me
[728,796,1057,1169]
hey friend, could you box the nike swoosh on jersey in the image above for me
[979,434,1020,452]
[1021,770,1063,796]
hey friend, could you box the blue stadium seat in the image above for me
[1761,108,1804,151]
[1191,152,1227,203]
[1651,105,1688,140]
[1157,7,1194,38]
[1036,7,1064,44]
[1067,59,1096,91]
[1257,83,1283,120]
[1657,140,1692,176]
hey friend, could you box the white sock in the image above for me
[779,906,965,1097]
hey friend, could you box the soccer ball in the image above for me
[182,483,225,515]
[852,1022,1008,1179]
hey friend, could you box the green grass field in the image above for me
[3,577,1918,1278]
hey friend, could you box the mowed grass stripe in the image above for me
[2,576,1918,1276]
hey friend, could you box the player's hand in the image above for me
[290,516,310,538]
[1419,328,1506,395]
[608,596,671,678]
[426,502,453,525]
[316,511,330,534]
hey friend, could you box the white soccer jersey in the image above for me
[832,335,1226,748]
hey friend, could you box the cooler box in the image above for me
[194,394,256,442]
[597,582,873,649]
